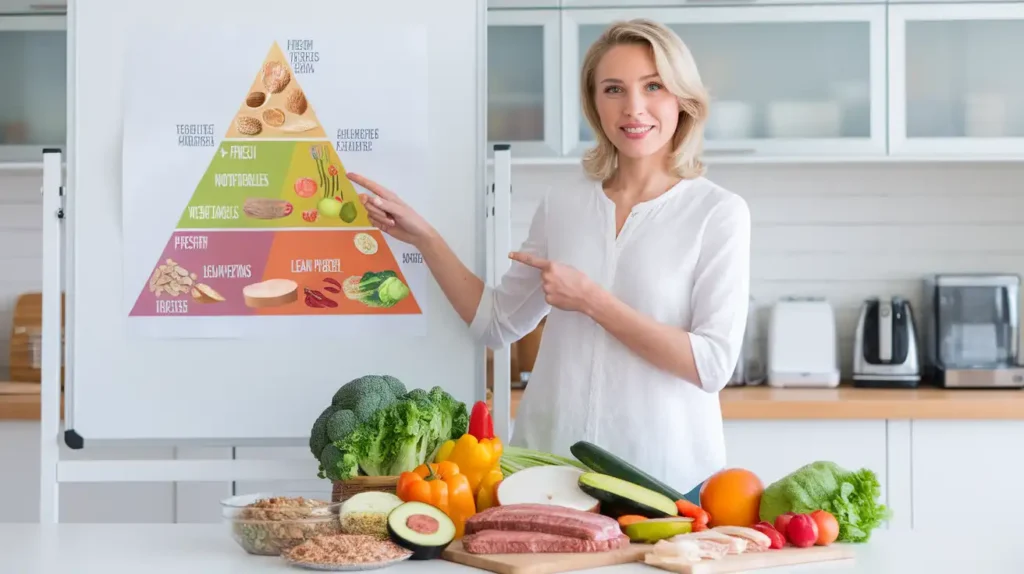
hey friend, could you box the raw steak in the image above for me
[462,529,631,554]
[464,504,621,541]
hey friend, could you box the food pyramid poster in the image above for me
[123,35,428,338]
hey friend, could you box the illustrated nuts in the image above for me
[262,107,286,127]
[148,258,194,298]
[262,60,291,94]
[246,91,266,108]
[236,116,262,136]
[286,89,308,115]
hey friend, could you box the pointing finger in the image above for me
[348,172,399,202]
[509,251,550,270]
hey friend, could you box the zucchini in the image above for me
[577,472,678,519]
[571,441,689,502]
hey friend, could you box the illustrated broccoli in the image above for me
[342,271,411,309]
[309,374,408,463]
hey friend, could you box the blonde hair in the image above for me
[580,19,710,181]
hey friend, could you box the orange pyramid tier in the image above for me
[130,229,420,317]
[225,42,326,139]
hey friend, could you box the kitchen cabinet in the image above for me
[910,421,1024,530]
[0,1,65,15]
[0,14,66,164]
[489,0,560,8]
[561,5,886,159]
[888,3,1024,157]
[487,10,562,158]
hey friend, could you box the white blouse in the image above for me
[470,173,752,496]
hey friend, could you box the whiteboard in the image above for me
[64,0,487,446]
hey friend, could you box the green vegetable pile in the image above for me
[759,460,892,543]
[343,271,410,308]
[309,374,468,481]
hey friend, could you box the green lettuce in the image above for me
[759,461,891,543]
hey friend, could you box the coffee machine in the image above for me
[922,274,1024,388]
[852,297,921,388]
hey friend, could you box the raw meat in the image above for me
[461,530,630,554]
[464,504,621,541]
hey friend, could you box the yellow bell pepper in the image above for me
[476,469,503,512]
[435,432,503,495]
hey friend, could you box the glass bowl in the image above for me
[221,491,342,556]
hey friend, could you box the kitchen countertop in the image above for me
[4,383,1024,422]
[491,384,1024,421]
[1,523,1021,573]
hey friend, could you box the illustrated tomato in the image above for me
[301,209,318,222]
[293,177,318,198]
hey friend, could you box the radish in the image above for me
[496,466,600,512]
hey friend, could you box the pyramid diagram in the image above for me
[129,42,421,318]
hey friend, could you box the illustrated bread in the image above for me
[243,279,299,308]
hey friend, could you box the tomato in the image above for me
[810,510,839,546]
[294,177,318,198]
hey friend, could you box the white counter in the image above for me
[1,524,1021,574]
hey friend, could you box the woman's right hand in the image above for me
[347,172,436,248]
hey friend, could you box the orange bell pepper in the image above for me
[396,461,475,538]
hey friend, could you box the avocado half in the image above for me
[386,501,456,560]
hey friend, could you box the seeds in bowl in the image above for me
[283,534,412,567]
[228,495,341,556]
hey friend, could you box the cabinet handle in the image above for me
[30,3,67,10]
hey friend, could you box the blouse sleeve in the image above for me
[687,194,752,393]
[469,195,552,349]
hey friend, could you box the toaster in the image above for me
[766,297,841,388]
[852,297,921,388]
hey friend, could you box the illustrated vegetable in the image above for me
[499,445,590,476]
[396,461,475,539]
[475,469,503,512]
[343,271,411,309]
[759,461,891,543]
[434,402,503,495]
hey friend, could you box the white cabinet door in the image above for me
[889,3,1024,157]
[561,5,886,160]
[487,10,562,158]
[0,15,66,164]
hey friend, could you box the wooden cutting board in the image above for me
[441,540,649,574]
[442,540,855,574]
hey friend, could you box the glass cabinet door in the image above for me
[561,5,886,159]
[888,3,1024,156]
[0,15,66,164]
[487,10,561,158]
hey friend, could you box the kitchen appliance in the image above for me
[766,297,841,388]
[922,274,1024,389]
[852,297,921,388]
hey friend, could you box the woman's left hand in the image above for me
[509,251,601,315]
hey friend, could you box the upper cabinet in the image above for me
[487,10,562,158]
[486,1,1024,164]
[0,13,66,164]
[888,2,1024,156]
[561,5,886,159]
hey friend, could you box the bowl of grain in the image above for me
[221,492,342,556]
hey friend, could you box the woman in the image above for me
[348,19,751,500]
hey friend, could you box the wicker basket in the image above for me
[331,475,399,503]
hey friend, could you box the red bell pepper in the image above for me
[468,401,494,440]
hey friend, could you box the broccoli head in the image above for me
[331,374,408,421]
[309,405,335,458]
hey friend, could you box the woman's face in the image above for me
[592,43,679,160]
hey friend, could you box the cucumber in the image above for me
[577,472,678,519]
[570,441,689,502]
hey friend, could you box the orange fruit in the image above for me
[699,468,764,527]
